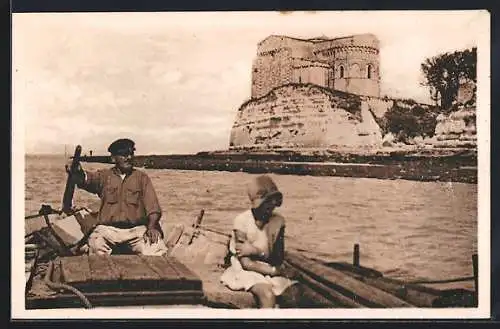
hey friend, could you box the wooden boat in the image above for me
[24,204,478,310]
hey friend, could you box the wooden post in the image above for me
[353,243,360,267]
[188,209,205,245]
[472,253,478,304]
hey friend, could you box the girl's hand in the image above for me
[235,240,256,257]
[271,266,282,277]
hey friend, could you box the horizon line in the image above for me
[24,151,218,156]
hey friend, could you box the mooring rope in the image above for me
[198,225,231,238]
[44,261,93,309]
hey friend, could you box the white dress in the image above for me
[220,210,297,296]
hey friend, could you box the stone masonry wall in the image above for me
[251,34,380,99]
[251,48,293,98]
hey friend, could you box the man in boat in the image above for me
[67,138,168,256]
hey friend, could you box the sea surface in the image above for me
[23,155,478,288]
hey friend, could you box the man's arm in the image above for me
[78,170,105,196]
[141,174,163,243]
[66,161,104,196]
[146,212,161,231]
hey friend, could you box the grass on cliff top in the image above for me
[238,83,363,120]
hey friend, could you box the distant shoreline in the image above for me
[78,148,477,184]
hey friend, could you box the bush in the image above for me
[381,103,439,143]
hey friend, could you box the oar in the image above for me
[62,145,82,215]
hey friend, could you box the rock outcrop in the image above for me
[430,79,477,148]
[432,107,476,148]
[229,84,382,150]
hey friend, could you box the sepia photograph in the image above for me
[12,10,490,319]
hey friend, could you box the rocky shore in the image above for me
[79,147,477,184]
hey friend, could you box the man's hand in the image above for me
[65,159,83,174]
[144,227,162,244]
[65,160,85,185]
[235,240,257,257]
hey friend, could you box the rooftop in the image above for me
[257,33,378,46]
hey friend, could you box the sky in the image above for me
[12,11,487,155]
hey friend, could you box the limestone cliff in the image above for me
[229,84,382,149]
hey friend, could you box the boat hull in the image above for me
[24,212,476,309]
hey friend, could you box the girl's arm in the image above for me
[234,229,279,276]
[234,229,269,260]
[239,227,285,276]
[239,256,280,276]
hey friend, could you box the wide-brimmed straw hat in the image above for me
[247,175,283,208]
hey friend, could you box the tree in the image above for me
[420,47,476,111]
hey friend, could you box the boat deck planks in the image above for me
[283,260,364,308]
[166,257,202,282]
[60,255,92,284]
[342,269,439,307]
[88,255,121,283]
[139,255,180,281]
[56,255,203,293]
[112,255,161,280]
[27,255,206,309]
[286,251,414,307]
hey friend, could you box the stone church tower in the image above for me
[251,33,381,99]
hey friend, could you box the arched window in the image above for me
[367,64,373,79]
[339,65,345,78]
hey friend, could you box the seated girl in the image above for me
[220,175,297,308]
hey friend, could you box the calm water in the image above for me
[24,155,477,285]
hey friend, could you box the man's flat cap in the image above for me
[108,138,136,155]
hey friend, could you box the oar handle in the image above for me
[62,145,82,215]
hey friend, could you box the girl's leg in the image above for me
[250,283,276,308]
[278,283,304,308]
